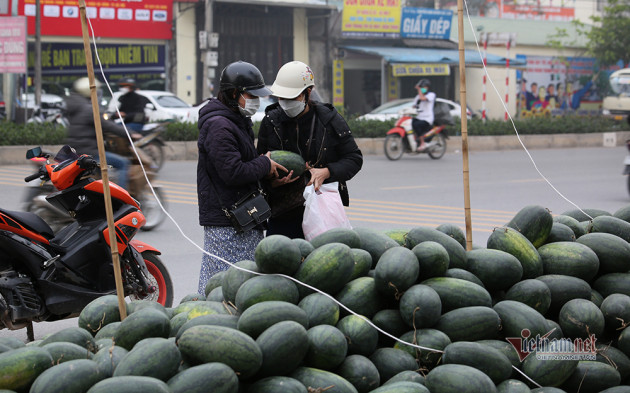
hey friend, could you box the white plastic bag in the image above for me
[302,182,352,241]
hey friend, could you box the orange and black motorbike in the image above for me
[0,146,173,331]
[23,132,167,232]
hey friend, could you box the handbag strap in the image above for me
[305,112,317,164]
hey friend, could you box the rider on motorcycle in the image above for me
[64,77,141,191]
[116,78,151,132]
[412,79,436,152]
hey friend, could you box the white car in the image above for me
[107,90,198,123]
[357,97,472,121]
[19,92,66,118]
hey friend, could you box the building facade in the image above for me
[1,0,609,120]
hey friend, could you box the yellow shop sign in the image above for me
[391,63,450,77]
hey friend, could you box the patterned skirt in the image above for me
[198,226,263,295]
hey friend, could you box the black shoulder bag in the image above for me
[206,174,271,233]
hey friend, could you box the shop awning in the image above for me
[341,45,526,68]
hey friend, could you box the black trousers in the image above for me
[266,206,305,239]
[412,118,432,139]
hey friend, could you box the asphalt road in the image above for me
[0,145,628,341]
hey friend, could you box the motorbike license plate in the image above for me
[615,115,624,121]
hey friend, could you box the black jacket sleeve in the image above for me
[324,112,363,184]
[203,120,270,186]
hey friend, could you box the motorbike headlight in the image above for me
[602,109,610,115]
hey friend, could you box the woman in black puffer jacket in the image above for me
[257,61,363,239]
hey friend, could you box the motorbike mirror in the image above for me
[26,147,43,159]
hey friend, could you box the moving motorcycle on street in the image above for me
[383,101,454,161]
[134,121,168,172]
[103,113,170,172]
[0,146,174,331]
[24,131,168,232]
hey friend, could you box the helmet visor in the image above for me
[246,85,272,97]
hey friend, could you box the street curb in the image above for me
[1,131,628,165]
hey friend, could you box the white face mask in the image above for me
[238,94,260,117]
[119,87,131,94]
[279,98,306,118]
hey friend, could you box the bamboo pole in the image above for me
[457,0,473,251]
[78,0,127,320]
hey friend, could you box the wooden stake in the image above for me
[78,0,127,320]
[457,0,473,251]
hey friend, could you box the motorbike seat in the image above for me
[0,207,55,239]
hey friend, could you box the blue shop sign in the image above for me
[400,8,453,40]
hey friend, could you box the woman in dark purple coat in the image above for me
[196,61,285,294]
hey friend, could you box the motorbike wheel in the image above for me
[128,252,174,307]
[140,186,168,231]
[428,134,447,160]
[142,141,165,172]
[384,134,405,161]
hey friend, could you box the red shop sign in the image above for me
[18,0,173,40]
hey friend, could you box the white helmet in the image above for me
[271,61,315,99]
[73,77,102,98]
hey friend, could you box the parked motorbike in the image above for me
[0,146,174,331]
[23,133,168,232]
[383,103,453,161]
[27,108,70,128]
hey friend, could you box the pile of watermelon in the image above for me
[1,204,630,393]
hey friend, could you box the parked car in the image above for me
[357,97,472,121]
[106,90,198,123]
[19,92,67,118]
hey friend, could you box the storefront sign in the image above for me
[386,65,398,101]
[502,1,574,21]
[342,0,402,38]
[19,0,172,40]
[515,54,604,117]
[0,16,27,73]
[27,42,165,78]
[400,8,452,40]
[391,63,450,77]
[333,59,344,109]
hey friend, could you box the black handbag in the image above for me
[225,188,271,232]
[207,175,271,233]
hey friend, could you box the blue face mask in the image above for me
[421,87,428,94]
